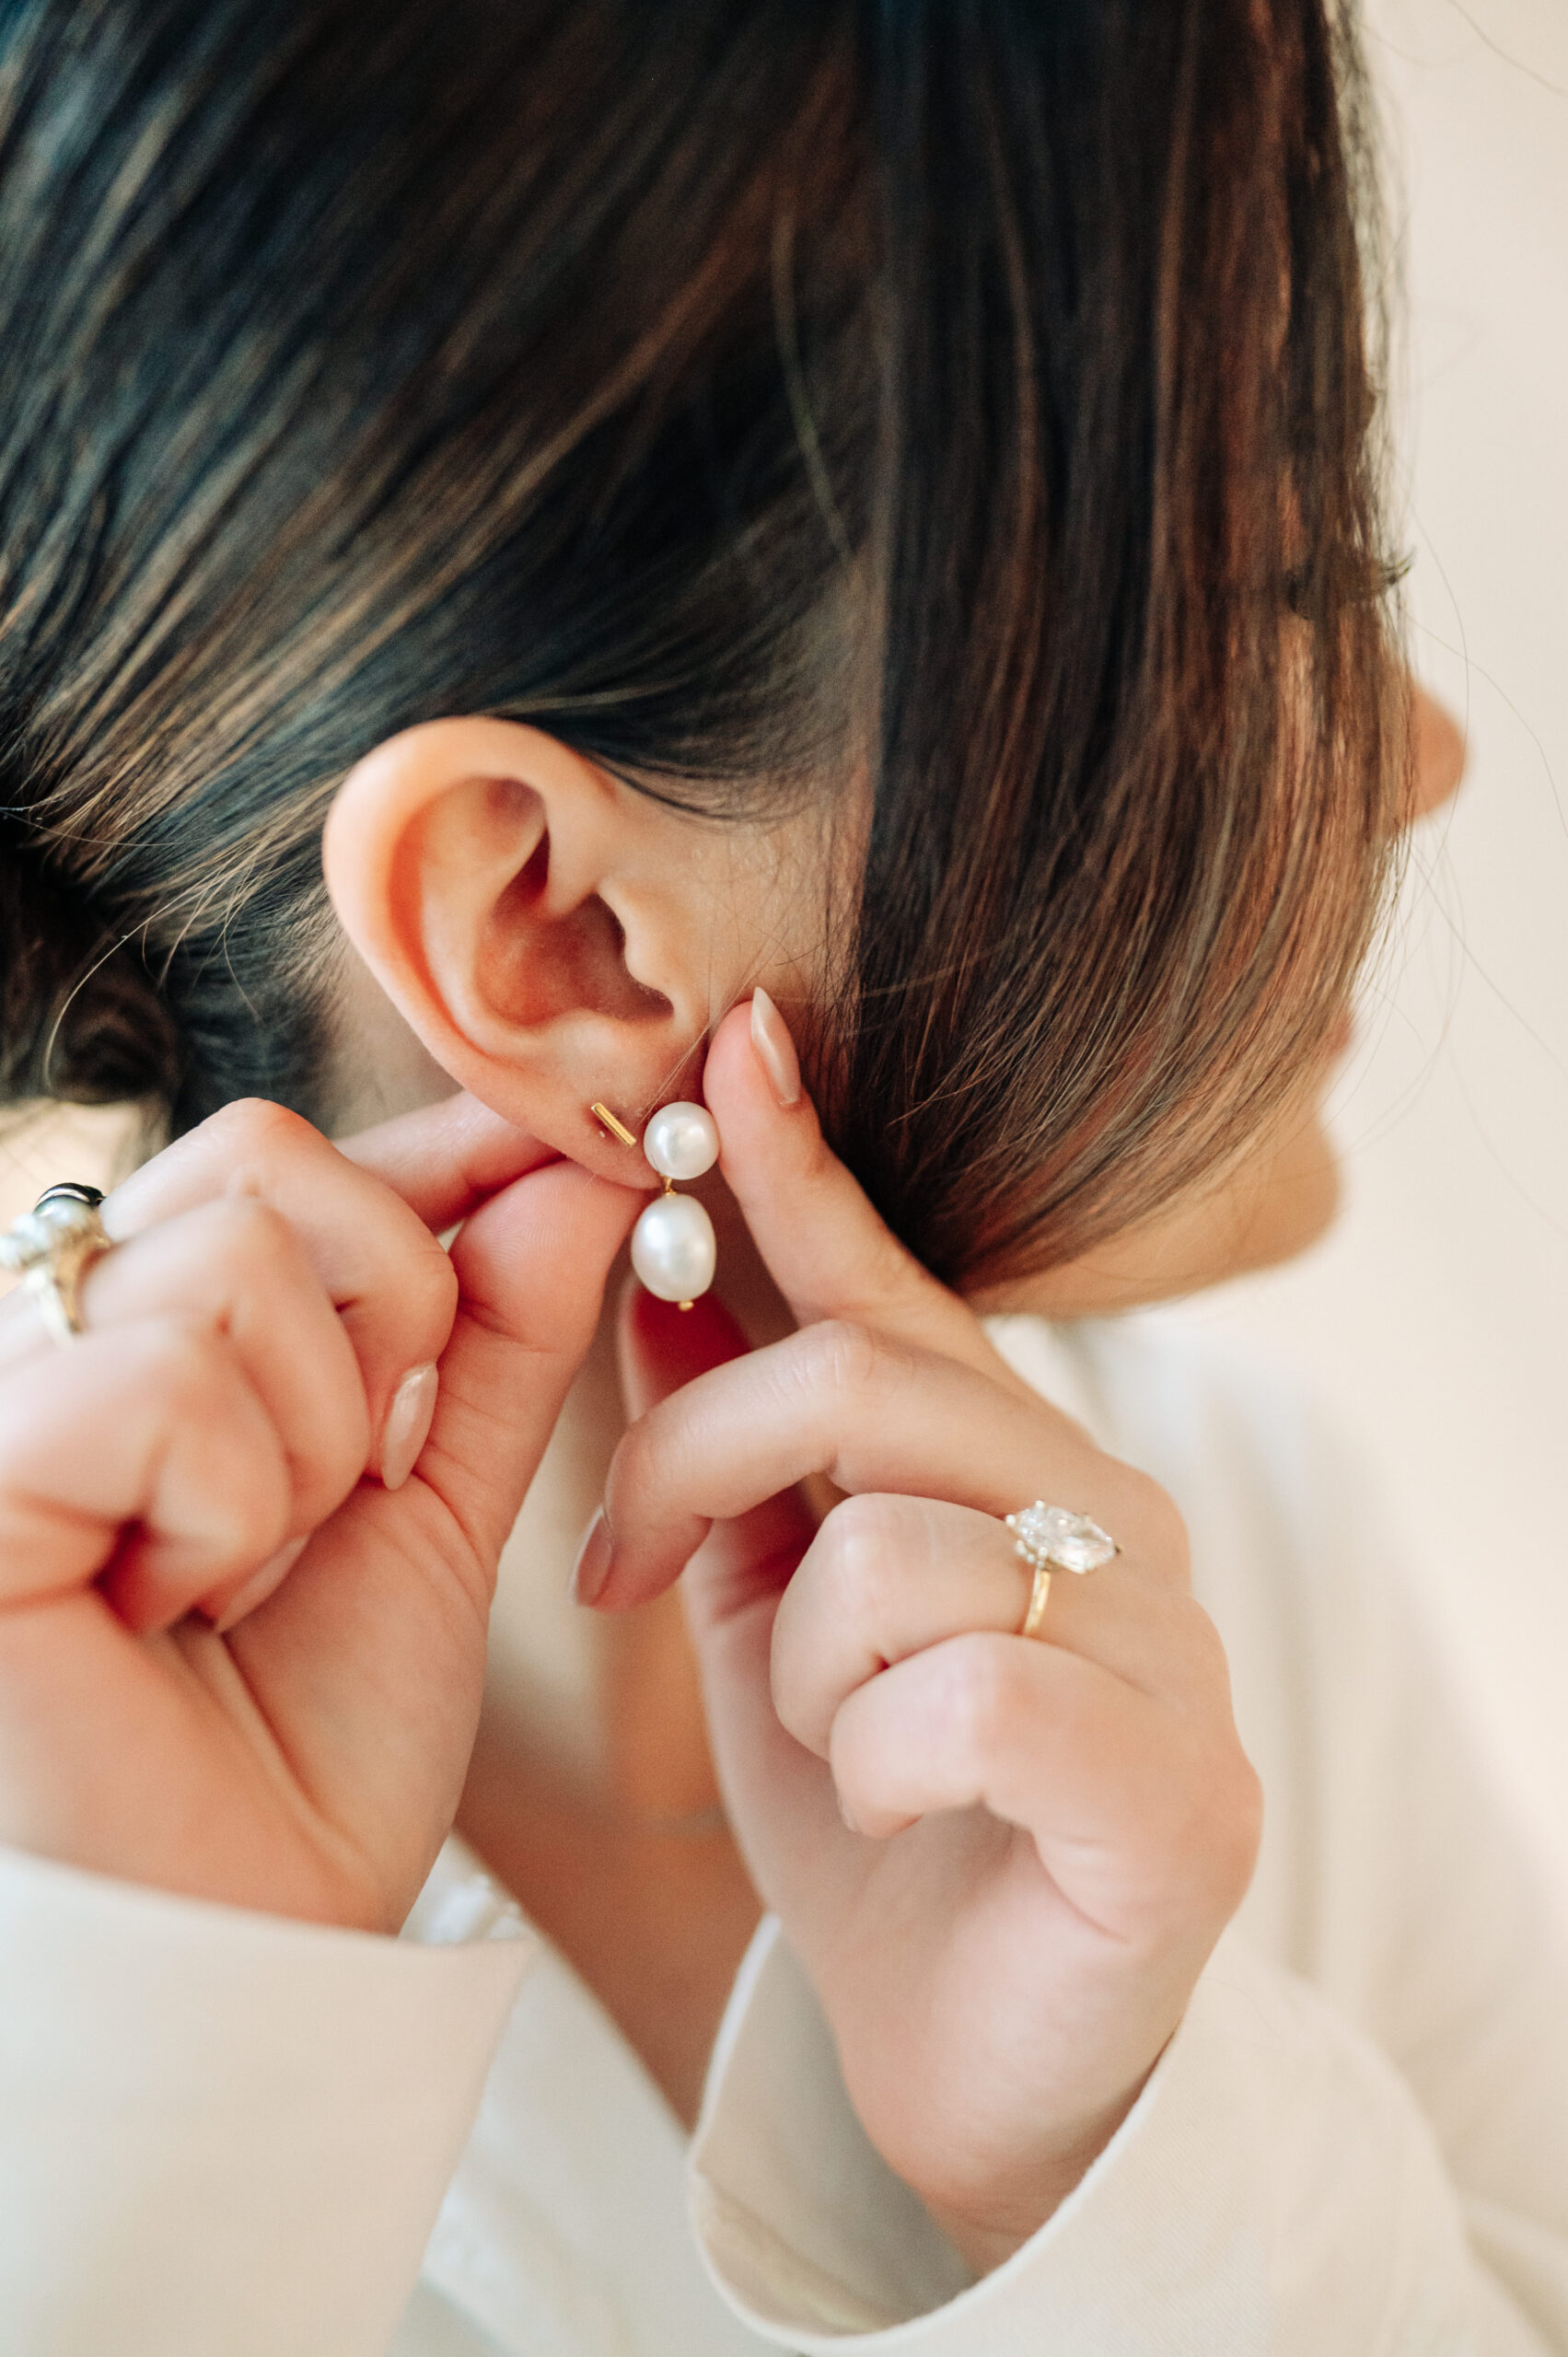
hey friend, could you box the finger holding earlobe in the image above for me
[702,994,1016,1384]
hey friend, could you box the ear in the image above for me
[323,717,719,1172]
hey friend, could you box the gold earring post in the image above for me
[589,1101,639,1149]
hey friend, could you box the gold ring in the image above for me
[1005,1502,1120,1641]
[1020,1558,1054,1639]
[0,1183,113,1346]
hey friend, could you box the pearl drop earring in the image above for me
[593,1099,719,1309]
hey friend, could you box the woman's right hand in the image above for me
[0,1095,637,1932]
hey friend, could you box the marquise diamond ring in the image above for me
[1005,1502,1120,1639]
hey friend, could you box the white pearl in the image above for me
[643,1100,719,1183]
[631,1190,717,1304]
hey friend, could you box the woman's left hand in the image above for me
[582,1001,1262,2273]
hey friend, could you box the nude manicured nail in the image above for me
[211,1536,308,1636]
[379,1363,439,1492]
[749,987,801,1108]
[570,1507,614,1607]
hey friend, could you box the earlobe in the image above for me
[321,716,702,1154]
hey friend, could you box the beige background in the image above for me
[3,0,1564,1887]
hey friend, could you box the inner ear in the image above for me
[478,829,672,1028]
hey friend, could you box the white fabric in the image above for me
[0,1312,1563,2355]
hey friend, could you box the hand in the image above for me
[0,1095,637,1930]
[586,1004,1261,2271]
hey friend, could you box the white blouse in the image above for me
[1,1312,1564,2356]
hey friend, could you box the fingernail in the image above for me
[569,1507,614,1607]
[749,987,801,1108]
[211,1536,308,1636]
[379,1363,438,1491]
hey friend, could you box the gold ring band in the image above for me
[1020,1561,1052,1639]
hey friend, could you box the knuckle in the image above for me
[805,1317,886,1400]
[818,1492,900,1611]
[203,1096,320,1169]
[1125,1469,1190,1582]
[937,1633,1029,1759]
[139,1314,230,1406]
[196,1192,302,1285]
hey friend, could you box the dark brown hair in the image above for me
[0,0,1402,1286]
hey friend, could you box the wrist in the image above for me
[918,2074,1151,2278]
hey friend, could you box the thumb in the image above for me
[415,1160,641,1577]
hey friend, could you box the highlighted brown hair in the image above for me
[0,0,1401,1285]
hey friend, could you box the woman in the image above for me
[0,1,1562,2351]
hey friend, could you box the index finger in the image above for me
[703,998,1026,1392]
